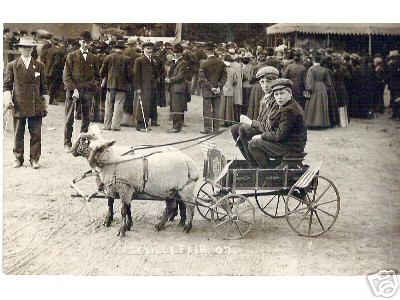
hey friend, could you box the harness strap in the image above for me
[142,157,149,192]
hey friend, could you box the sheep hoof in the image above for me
[183,223,192,233]
[104,215,113,227]
[154,223,165,231]
[119,227,126,237]
[178,218,186,227]
[126,221,133,231]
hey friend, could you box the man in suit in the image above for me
[100,40,131,131]
[165,43,188,133]
[282,52,307,108]
[198,42,227,134]
[133,42,158,131]
[122,37,141,125]
[247,79,307,168]
[3,36,49,169]
[63,31,100,152]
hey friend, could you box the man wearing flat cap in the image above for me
[198,41,227,134]
[231,66,279,166]
[63,31,100,152]
[133,41,158,131]
[246,78,307,168]
[165,43,189,133]
[3,36,50,169]
[100,40,132,131]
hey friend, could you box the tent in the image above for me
[266,23,400,36]
[266,23,400,54]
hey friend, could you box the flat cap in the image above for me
[255,66,279,79]
[270,78,293,92]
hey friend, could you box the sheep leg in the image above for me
[154,208,169,231]
[126,204,133,231]
[104,197,114,227]
[177,199,186,227]
[179,183,196,233]
[118,203,128,237]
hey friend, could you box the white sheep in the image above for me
[78,138,199,237]
[71,128,188,230]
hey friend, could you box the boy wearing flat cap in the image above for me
[3,36,50,169]
[246,78,307,168]
[231,66,279,166]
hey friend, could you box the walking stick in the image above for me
[138,94,148,132]
[3,107,10,136]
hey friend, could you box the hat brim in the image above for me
[272,85,291,92]
[15,43,37,47]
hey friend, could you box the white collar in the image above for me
[21,56,32,68]
[80,48,89,54]
[145,54,152,61]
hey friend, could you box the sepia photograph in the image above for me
[1,2,400,298]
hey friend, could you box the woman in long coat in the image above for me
[348,55,363,118]
[321,56,339,127]
[219,57,238,126]
[305,55,333,129]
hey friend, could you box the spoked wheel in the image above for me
[211,194,255,240]
[285,175,340,237]
[255,190,301,218]
[195,182,225,221]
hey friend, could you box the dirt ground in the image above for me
[2,94,400,276]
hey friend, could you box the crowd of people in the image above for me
[3,28,400,168]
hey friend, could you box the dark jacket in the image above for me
[123,47,141,81]
[63,49,100,92]
[3,57,49,117]
[168,57,188,94]
[198,55,227,97]
[100,52,131,91]
[282,62,307,101]
[261,99,307,153]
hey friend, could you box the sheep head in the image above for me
[71,125,105,158]
[71,132,97,158]
[87,140,116,168]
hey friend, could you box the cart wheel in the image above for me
[285,175,340,237]
[255,191,301,218]
[211,194,255,240]
[195,182,225,221]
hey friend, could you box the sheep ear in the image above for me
[89,124,102,138]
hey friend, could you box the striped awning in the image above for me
[266,23,400,36]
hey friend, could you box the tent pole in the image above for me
[294,31,297,47]
[369,34,372,56]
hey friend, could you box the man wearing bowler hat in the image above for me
[165,43,188,133]
[3,36,49,169]
[63,31,100,152]
[100,40,132,131]
[133,41,158,131]
[246,78,307,168]
[198,41,227,134]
